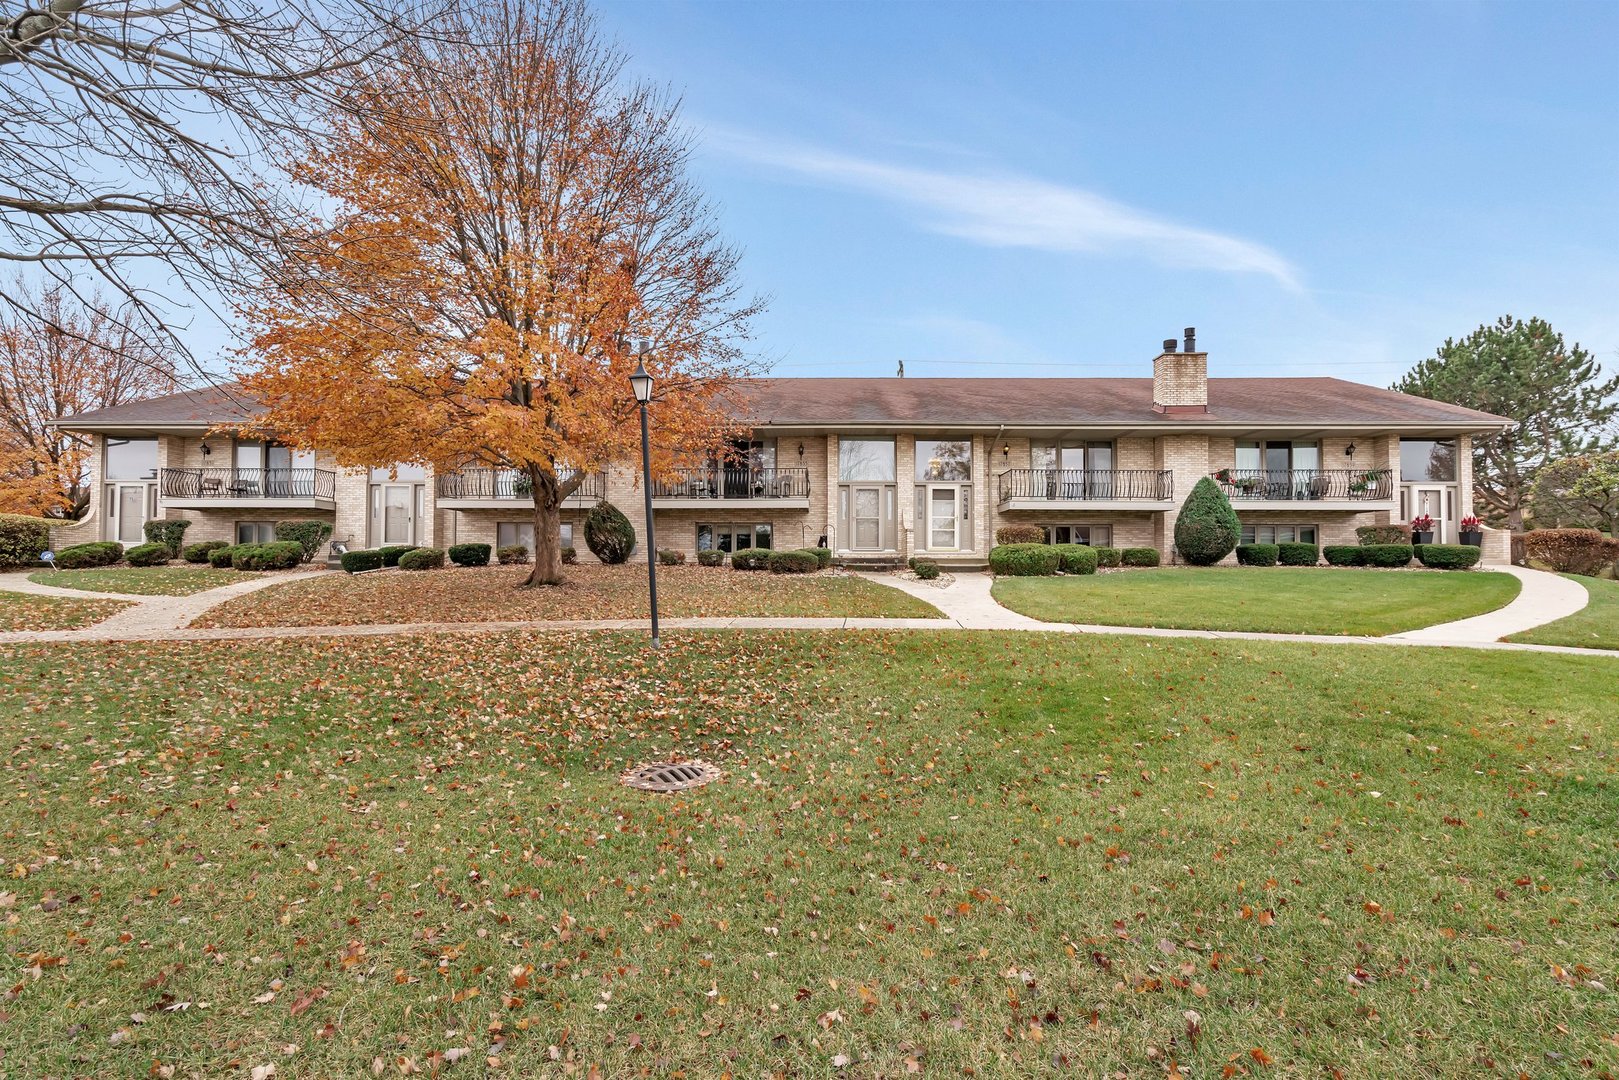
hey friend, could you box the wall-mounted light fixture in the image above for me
[797,442,805,461]
[1002,443,1010,461]
[1344,443,1356,459]
[200,442,212,457]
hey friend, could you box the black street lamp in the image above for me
[629,358,660,648]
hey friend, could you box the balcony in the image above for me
[435,468,604,508]
[1212,468,1395,509]
[997,468,1175,511]
[159,467,336,509]
[651,466,811,508]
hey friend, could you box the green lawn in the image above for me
[29,566,261,596]
[993,566,1522,635]
[0,586,132,630]
[1507,573,1619,650]
[1,630,1615,1076]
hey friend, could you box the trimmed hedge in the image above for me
[1356,524,1411,546]
[804,546,833,570]
[232,541,303,571]
[274,520,333,564]
[1414,543,1482,570]
[1053,543,1099,575]
[1323,545,1365,567]
[1174,477,1240,566]
[584,501,635,565]
[731,548,771,571]
[1236,543,1279,567]
[496,545,528,565]
[767,549,819,574]
[913,559,940,580]
[1522,528,1619,576]
[398,547,445,571]
[142,518,191,557]
[1362,544,1414,568]
[378,545,416,568]
[1277,541,1320,566]
[994,524,1045,545]
[0,513,53,568]
[123,542,171,567]
[1121,547,1160,567]
[1094,546,1121,569]
[55,541,123,569]
[448,542,491,567]
[696,549,725,567]
[657,548,686,566]
[183,540,231,564]
[989,543,1060,577]
[340,548,385,573]
[207,545,240,569]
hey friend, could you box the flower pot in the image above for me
[1459,530,1482,547]
[1412,531,1434,545]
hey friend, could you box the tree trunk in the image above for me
[525,494,565,587]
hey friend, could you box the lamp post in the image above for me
[629,359,660,648]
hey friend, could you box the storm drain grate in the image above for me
[621,760,721,794]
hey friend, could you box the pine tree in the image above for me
[1174,477,1241,566]
[1394,316,1617,530]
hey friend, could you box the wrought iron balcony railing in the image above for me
[652,466,811,500]
[1211,468,1394,501]
[997,468,1173,502]
[160,467,335,500]
[434,468,604,501]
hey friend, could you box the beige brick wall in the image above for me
[1152,352,1208,408]
[1155,433,1212,556]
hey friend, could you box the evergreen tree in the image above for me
[1174,477,1241,566]
[1394,316,1617,530]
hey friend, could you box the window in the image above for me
[496,521,570,550]
[915,439,972,481]
[1031,441,1115,472]
[1236,440,1320,472]
[236,521,276,544]
[104,437,158,480]
[369,463,429,482]
[1043,524,1113,547]
[837,438,895,481]
[1239,524,1318,544]
[1400,439,1456,482]
[696,523,772,552]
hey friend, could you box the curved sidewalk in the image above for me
[1387,566,1588,642]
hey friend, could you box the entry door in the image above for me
[381,484,415,545]
[1411,485,1450,542]
[927,486,960,551]
[109,483,151,545]
[851,486,882,550]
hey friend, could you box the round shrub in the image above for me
[1173,477,1241,566]
[397,547,445,571]
[232,541,304,571]
[913,559,940,580]
[561,546,578,565]
[123,542,171,567]
[0,513,53,568]
[584,500,636,565]
[767,549,818,574]
[495,545,528,566]
[1277,542,1320,566]
[803,546,833,570]
[183,540,231,564]
[1094,546,1121,569]
[377,544,416,568]
[1415,543,1481,570]
[340,548,385,573]
[1120,547,1160,568]
[1235,543,1279,567]
[1362,543,1414,568]
[141,518,191,557]
[448,542,491,567]
[207,545,239,569]
[658,548,686,566]
[1522,528,1619,576]
[1324,545,1366,567]
[994,524,1044,545]
[55,541,123,569]
[731,548,771,571]
[989,543,1060,577]
[1356,524,1411,546]
[274,520,334,563]
[696,549,725,567]
[1053,544,1098,575]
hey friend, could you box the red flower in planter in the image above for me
[1460,515,1482,531]
[1410,514,1435,532]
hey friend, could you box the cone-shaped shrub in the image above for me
[1174,477,1241,566]
[584,501,635,564]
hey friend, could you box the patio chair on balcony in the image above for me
[198,477,225,496]
[1307,475,1331,500]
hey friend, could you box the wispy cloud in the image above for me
[706,129,1303,292]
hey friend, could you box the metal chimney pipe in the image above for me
[1183,327,1196,353]
[1162,338,1178,353]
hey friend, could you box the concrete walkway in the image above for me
[0,568,324,637]
[1388,565,1589,642]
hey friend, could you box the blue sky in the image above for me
[592,0,1619,384]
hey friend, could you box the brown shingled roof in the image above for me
[54,375,1511,431]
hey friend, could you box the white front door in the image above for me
[927,486,960,551]
[1409,485,1450,542]
[108,483,151,545]
[381,484,415,545]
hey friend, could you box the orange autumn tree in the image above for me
[238,0,760,585]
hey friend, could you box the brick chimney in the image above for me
[1152,327,1207,414]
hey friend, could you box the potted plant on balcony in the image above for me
[1348,470,1380,497]
[511,472,533,498]
[1410,513,1435,545]
[1458,514,1483,547]
[1213,468,1234,486]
